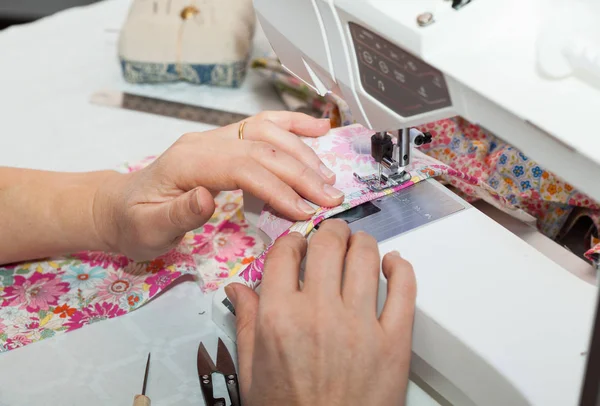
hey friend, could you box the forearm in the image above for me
[0,167,120,265]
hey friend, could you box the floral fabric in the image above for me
[0,159,265,353]
[231,125,523,289]
[251,56,600,267]
[120,60,249,88]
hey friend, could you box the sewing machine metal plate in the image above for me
[322,180,466,242]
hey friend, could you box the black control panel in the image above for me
[348,22,452,118]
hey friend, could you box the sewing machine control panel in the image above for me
[349,22,452,117]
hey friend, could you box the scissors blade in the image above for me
[197,342,217,377]
[217,338,241,406]
[216,338,236,376]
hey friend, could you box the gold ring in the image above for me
[238,121,247,140]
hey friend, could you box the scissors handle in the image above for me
[199,373,226,406]
[224,374,241,406]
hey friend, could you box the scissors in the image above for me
[197,338,241,406]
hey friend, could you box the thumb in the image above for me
[161,186,216,240]
[226,282,258,396]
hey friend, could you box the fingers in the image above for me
[225,283,259,397]
[166,186,216,235]
[342,231,381,316]
[139,186,216,248]
[252,111,331,138]
[303,219,350,298]
[261,232,307,302]
[234,162,318,220]
[244,141,343,209]
[379,252,417,336]
[241,119,337,184]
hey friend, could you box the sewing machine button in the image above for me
[362,51,373,64]
[379,61,389,74]
[394,70,406,83]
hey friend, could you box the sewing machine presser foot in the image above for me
[354,169,411,192]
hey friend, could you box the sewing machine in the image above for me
[213,1,600,404]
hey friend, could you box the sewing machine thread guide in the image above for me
[90,90,249,127]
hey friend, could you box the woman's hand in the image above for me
[93,111,344,261]
[225,219,417,406]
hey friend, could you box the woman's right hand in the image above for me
[93,111,345,261]
[226,220,417,406]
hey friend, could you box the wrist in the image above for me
[91,171,130,253]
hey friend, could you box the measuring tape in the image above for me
[90,90,249,127]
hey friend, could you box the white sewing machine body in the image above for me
[213,1,600,405]
[215,179,596,405]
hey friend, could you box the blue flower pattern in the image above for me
[499,154,507,165]
[520,181,531,191]
[512,165,524,178]
[61,265,106,290]
[451,138,461,150]
[120,60,248,87]
[531,166,543,178]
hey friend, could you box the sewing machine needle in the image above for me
[378,164,382,184]
[133,353,151,406]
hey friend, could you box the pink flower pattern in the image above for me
[5,335,32,350]
[191,221,255,263]
[2,273,69,312]
[146,271,182,297]
[95,270,144,305]
[65,303,127,332]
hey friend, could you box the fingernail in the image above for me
[319,118,331,125]
[324,184,344,199]
[388,250,401,258]
[190,188,203,215]
[225,284,237,305]
[297,199,317,214]
[319,163,335,179]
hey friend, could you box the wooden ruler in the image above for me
[90,90,249,127]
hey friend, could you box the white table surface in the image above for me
[0,1,439,404]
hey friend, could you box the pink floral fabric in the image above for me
[230,125,525,290]
[252,55,600,267]
[0,159,265,353]
[415,117,600,238]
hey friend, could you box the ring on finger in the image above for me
[238,121,247,140]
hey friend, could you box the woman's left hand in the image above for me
[92,111,343,261]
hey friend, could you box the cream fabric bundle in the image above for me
[118,0,256,87]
